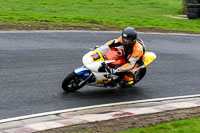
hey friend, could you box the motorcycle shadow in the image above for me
[61,85,147,99]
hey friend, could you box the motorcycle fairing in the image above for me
[90,50,105,62]
[83,50,105,72]
[104,48,126,67]
[74,66,92,80]
[144,52,156,66]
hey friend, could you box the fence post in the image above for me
[182,0,187,14]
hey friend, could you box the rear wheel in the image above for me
[187,6,200,19]
[62,72,86,93]
[187,12,199,19]
[119,67,146,87]
[134,67,146,84]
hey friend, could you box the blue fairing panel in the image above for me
[74,66,91,80]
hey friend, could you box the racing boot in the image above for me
[119,80,135,87]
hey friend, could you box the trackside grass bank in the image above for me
[120,117,200,133]
[0,0,200,33]
[37,107,200,133]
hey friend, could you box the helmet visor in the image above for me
[122,37,133,45]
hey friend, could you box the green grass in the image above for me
[0,0,200,32]
[120,117,200,133]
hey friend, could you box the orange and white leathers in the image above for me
[104,36,146,82]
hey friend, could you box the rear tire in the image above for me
[62,72,86,93]
[187,6,200,19]
[187,12,199,19]
[119,67,146,87]
[134,67,146,84]
[188,7,200,14]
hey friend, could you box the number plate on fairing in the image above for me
[90,50,105,62]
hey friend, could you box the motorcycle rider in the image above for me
[98,27,146,85]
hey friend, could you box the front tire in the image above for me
[62,72,86,93]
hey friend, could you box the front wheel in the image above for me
[62,72,87,93]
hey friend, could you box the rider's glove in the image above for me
[97,45,110,55]
[111,67,121,74]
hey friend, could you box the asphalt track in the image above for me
[0,31,200,120]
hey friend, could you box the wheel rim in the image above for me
[67,76,84,91]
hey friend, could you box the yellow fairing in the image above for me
[144,52,156,66]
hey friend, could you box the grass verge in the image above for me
[38,107,200,133]
[0,0,200,33]
[120,117,200,133]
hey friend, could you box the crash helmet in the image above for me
[122,27,137,46]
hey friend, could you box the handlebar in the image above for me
[101,62,111,73]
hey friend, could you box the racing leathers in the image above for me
[102,36,146,84]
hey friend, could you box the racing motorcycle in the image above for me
[62,46,156,93]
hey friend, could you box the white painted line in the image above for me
[0,30,199,36]
[1,94,200,124]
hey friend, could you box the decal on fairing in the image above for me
[90,50,104,62]
[74,66,91,80]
